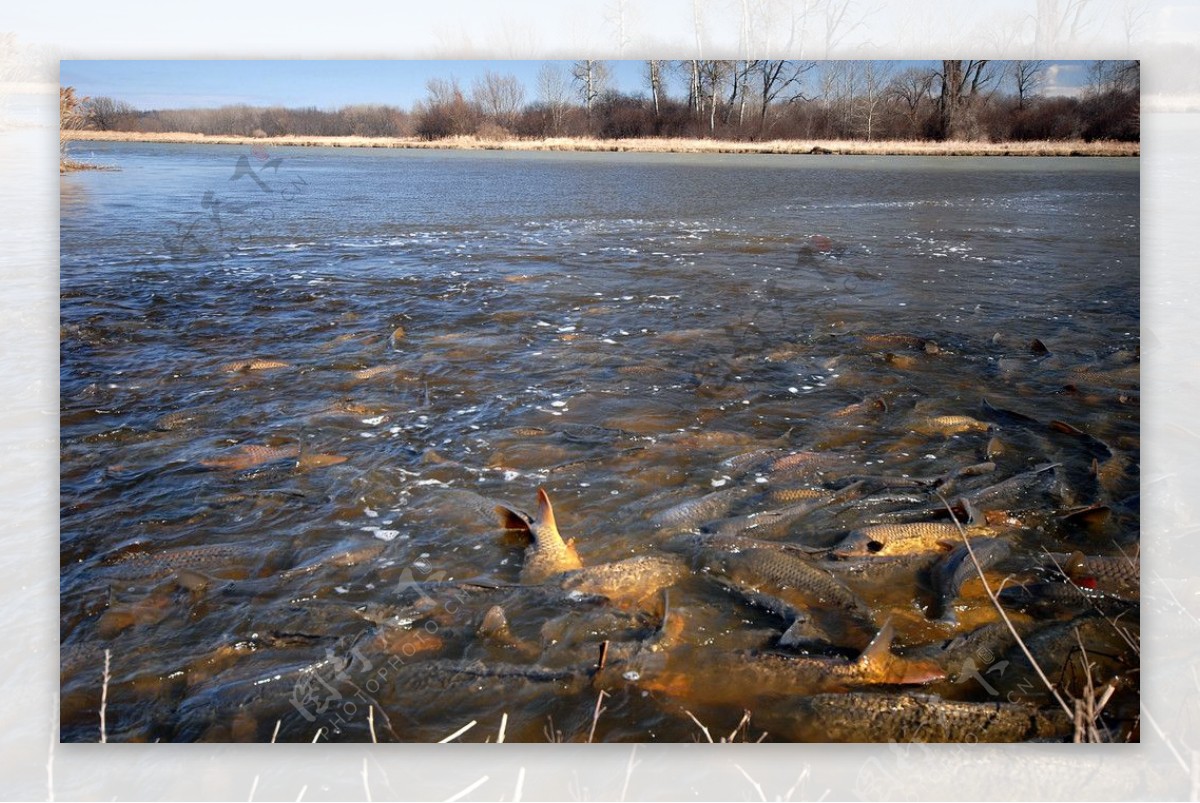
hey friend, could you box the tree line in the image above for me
[75,60,1139,143]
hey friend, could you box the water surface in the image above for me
[60,142,1139,742]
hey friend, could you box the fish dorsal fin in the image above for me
[960,497,982,527]
[857,618,895,667]
[477,605,510,639]
[653,590,685,649]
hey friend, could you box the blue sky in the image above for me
[59,60,1095,111]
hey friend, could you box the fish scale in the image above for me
[780,693,1071,742]
[835,521,993,557]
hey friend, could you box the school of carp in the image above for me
[60,319,1139,743]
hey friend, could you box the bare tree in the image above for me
[645,60,665,119]
[697,60,734,135]
[755,60,815,136]
[935,60,995,140]
[571,60,611,120]
[852,60,891,140]
[1011,60,1045,110]
[887,65,935,135]
[83,96,137,131]
[536,63,572,135]
[471,70,525,130]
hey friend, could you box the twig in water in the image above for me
[311,727,325,743]
[497,712,508,744]
[727,710,751,743]
[368,706,378,744]
[98,649,111,743]
[270,720,281,744]
[587,690,609,743]
[438,719,477,743]
[683,710,713,743]
[936,492,1072,718]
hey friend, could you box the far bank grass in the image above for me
[63,129,1139,157]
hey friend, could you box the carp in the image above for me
[557,555,688,608]
[598,620,944,704]
[928,539,1012,623]
[494,488,583,584]
[833,521,995,558]
[768,692,1071,742]
[98,543,255,581]
[648,486,756,532]
[1043,551,1138,599]
[911,415,991,437]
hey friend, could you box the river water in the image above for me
[60,142,1139,742]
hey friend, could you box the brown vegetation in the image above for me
[62,128,1138,157]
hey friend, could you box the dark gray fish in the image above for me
[929,538,1012,623]
[958,463,1061,511]
[997,581,1136,617]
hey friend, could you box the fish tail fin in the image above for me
[536,487,558,535]
[535,488,574,556]
[495,505,533,539]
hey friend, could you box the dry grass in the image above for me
[62,129,1139,157]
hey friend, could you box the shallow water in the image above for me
[60,142,1138,742]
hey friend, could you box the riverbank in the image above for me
[62,129,1139,157]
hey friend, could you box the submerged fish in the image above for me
[99,543,254,581]
[200,444,300,471]
[704,547,876,649]
[219,359,290,372]
[911,415,991,437]
[648,486,756,532]
[998,581,1136,616]
[558,555,688,608]
[708,548,871,620]
[769,692,1071,742]
[859,333,939,353]
[598,620,944,704]
[494,488,583,584]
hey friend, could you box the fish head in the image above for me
[832,531,886,558]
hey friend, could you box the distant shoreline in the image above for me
[63,129,1139,157]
